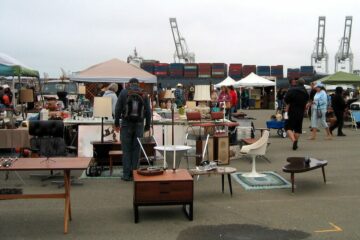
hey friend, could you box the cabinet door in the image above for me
[215,136,229,165]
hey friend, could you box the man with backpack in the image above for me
[114,78,151,181]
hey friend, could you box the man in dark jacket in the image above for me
[114,78,151,181]
[330,87,346,136]
[284,78,309,150]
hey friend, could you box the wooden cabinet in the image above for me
[214,134,230,165]
[133,169,193,223]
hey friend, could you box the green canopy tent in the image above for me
[317,71,360,85]
[0,52,40,106]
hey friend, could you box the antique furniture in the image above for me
[133,169,193,223]
[0,157,91,234]
[283,157,328,193]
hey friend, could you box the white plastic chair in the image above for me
[240,130,270,178]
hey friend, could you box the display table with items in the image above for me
[282,157,328,193]
[133,169,193,223]
[0,157,91,234]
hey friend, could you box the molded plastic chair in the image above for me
[240,130,270,178]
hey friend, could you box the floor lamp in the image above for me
[93,97,112,143]
[19,89,34,120]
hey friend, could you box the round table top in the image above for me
[283,157,328,173]
[154,145,192,151]
[189,166,237,175]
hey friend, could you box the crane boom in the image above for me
[311,16,328,74]
[335,16,353,73]
[169,18,195,63]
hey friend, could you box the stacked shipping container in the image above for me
[198,63,212,78]
[184,63,198,78]
[287,68,300,80]
[242,65,256,77]
[300,66,314,77]
[140,62,155,74]
[256,66,271,76]
[211,63,227,78]
[270,65,284,79]
[169,63,184,78]
[229,64,242,79]
[154,63,169,77]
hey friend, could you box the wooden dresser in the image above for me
[133,169,193,223]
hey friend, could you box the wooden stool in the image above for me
[108,150,123,176]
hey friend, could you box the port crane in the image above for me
[335,16,353,73]
[169,18,195,63]
[311,16,329,74]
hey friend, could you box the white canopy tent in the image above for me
[234,73,276,110]
[234,72,275,87]
[214,76,237,88]
[70,58,157,83]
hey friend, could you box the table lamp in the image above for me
[163,89,175,145]
[93,97,112,143]
[194,85,211,117]
[19,89,34,119]
[78,85,86,95]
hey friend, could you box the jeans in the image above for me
[311,108,328,129]
[120,121,144,178]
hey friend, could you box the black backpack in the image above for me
[123,90,145,122]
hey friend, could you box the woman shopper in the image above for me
[309,83,332,140]
[103,83,118,117]
[218,86,231,118]
[329,87,346,136]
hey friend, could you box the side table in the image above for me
[133,169,193,223]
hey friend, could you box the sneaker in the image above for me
[337,133,346,136]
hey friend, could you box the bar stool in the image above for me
[108,150,123,176]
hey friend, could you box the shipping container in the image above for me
[256,66,271,76]
[169,63,184,78]
[300,66,314,77]
[154,63,169,77]
[198,63,212,78]
[229,63,242,79]
[270,65,284,79]
[242,65,256,77]
[287,68,300,80]
[211,63,227,78]
[140,62,155,74]
[184,63,198,78]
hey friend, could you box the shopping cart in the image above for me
[266,120,287,138]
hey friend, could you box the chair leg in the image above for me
[242,155,266,178]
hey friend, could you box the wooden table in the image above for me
[188,167,237,196]
[283,157,328,193]
[0,128,30,149]
[133,169,193,223]
[0,157,91,233]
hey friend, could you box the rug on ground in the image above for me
[231,171,291,190]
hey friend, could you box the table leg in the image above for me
[182,203,193,221]
[64,170,71,234]
[221,174,224,193]
[227,174,233,196]
[322,166,326,183]
[134,204,139,223]
[109,156,113,176]
[291,173,295,193]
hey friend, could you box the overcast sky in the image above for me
[1,0,359,77]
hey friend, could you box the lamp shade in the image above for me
[163,89,175,99]
[19,89,34,103]
[93,97,112,118]
[194,85,211,101]
[78,85,86,94]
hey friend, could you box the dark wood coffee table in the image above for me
[282,157,328,193]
